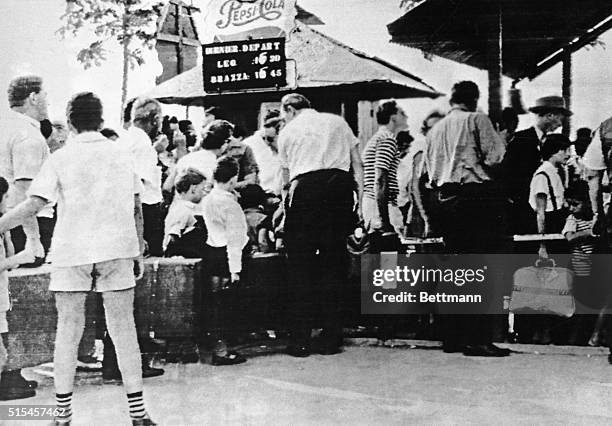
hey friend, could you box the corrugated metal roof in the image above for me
[147,22,442,104]
[388,0,612,80]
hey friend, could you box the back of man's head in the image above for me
[175,168,206,194]
[213,157,239,183]
[66,92,103,133]
[450,81,479,110]
[202,119,233,150]
[281,93,311,112]
[8,75,43,108]
[132,97,161,124]
[376,100,399,125]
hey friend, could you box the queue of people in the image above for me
[2,72,612,423]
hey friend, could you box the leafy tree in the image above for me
[58,0,163,122]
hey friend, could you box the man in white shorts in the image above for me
[0,92,156,425]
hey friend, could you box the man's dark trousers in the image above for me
[284,169,354,348]
[434,182,505,348]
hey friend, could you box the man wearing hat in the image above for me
[503,95,572,235]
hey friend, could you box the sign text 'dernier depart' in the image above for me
[203,37,287,92]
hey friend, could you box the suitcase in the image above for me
[135,257,203,340]
[511,259,575,317]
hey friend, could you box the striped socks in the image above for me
[127,391,146,420]
[55,392,73,424]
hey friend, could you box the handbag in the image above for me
[510,258,575,317]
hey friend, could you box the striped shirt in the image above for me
[362,128,400,205]
[562,214,596,276]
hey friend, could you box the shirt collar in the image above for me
[210,186,236,199]
[377,127,395,140]
[10,109,40,129]
[534,126,546,141]
[449,105,470,113]
[175,198,197,209]
[71,131,106,143]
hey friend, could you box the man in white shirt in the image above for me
[244,110,284,195]
[0,75,53,262]
[122,98,164,257]
[278,93,363,357]
[0,92,156,425]
[0,75,52,399]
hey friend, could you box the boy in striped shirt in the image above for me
[361,100,408,234]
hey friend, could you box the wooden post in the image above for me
[487,0,503,126]
[562,50,572,137]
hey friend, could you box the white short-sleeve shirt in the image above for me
[278,109,358,181]
[0,109,54,217]
[582,138,606,171]
[529,161,565,212]
[119,126,162,205]
[163,198,198,251]
[28,132,141,267]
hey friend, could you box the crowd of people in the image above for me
[1,74,612,423]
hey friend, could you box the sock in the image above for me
[127,391,146,420]
[55,392,73,423]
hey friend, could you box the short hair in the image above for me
[123,98,136,124]
[232,124,248,139]
[178,119,192,134]
[565,180,590,203]
[40,119,53,139]
[263,117,283,132]
[264,109,280,122]
[169,116,178,124]
[450,81,480,106]
[202,119,233,150]
[0,176,8,199]
[500,107,519,132]
[238,184,266,209]
[66,92,103,132]
[541,133,571,160]
[100,127,119,139]
[376,100,400,125]
[213,157,239,183]
[131,97,161,123]
[175,168,206,194]
[281,93,311,112]
[8,75,43,108]
[421,110,445,135]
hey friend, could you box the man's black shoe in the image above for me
[463,344,509,357]
[142,366,164,378]
[442,344,464,353]
[286,344,310,358]
[316,345,342,356]
[103,366,165,382]
[0,370,37,390]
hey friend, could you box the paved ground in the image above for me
[6,340,612,425]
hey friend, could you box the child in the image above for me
[202,157,248,365]
[163,168,208,258]
[238,184,273,255]
[529,134,571,258]
[562,181,600,344]
[0,177,36,401]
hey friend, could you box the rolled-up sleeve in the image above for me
[27,158,59,203]
[226,202,248,273]
[475,113,506,167]
[13,135,48,181]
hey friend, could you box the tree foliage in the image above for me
[58,0,164,70]
[400,0,424,11]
